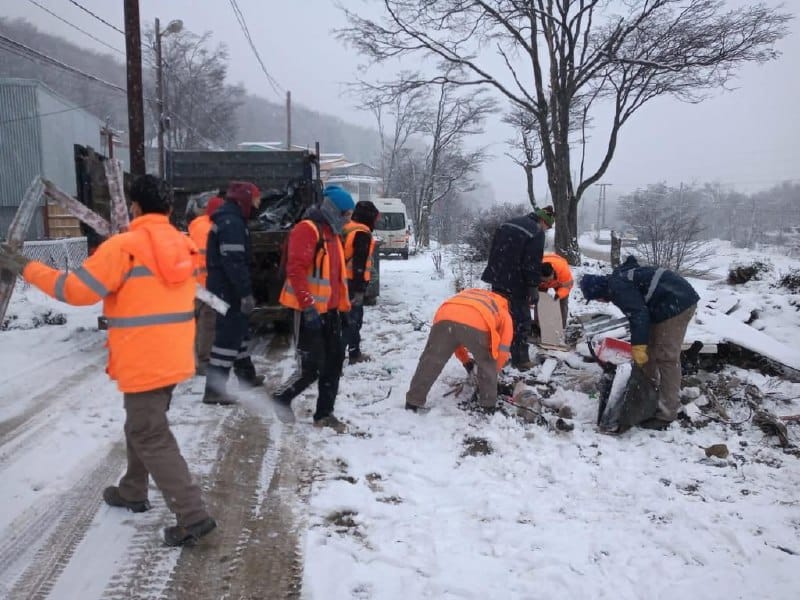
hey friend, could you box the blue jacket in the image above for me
[481,213,545,299]
[206,200,252,305]
[608,257,700,345]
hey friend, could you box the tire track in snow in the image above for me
[0,355,106,474]
[1,441,126,599]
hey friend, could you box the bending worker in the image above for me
[405,288,513,412]
[537,252,574,329]
[580,256,699,430]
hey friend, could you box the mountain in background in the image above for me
[0,18,380,164]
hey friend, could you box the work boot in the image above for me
[163,517,217,547]
[348,352,372,365]
[202,388,237,406]
[511,360,536,371]
[267,394,296,424]
[103,486,151,513]
[313,415,348,433]
[234,361,265,388]
[404,402,430,414]
[638,417,672,431]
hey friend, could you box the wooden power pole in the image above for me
[124,0,146,176]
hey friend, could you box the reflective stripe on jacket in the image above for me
[280,219,350,314]
[22,213,198,393]
[539,253,574,300]
[342,221,374,281]
[188,214,212,287]
[433,288,513,371]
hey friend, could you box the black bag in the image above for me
[598,364,659,433]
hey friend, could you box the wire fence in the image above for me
[21,237,88,271]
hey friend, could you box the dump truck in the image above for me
[166,149,380,327]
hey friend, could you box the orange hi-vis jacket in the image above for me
[433,288,513,372]
[188,214,212,287]
[342,221,375,281]
[539,253,574,300]
[22,213,199,393]
[279,219,351,314]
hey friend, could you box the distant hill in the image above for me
[0,18,380,163]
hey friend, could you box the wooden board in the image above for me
[537,291,568,349]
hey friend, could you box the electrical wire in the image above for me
[24,0,125,56]
[0,102,107,126]
[66,0,125,36]
[227,0,282,94]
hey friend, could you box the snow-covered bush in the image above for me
[727,259,773,284]
[778,268,800,293]
[462,202,528,261]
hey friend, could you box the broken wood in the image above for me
[104,158,129,233]
[43,179,111,238]
[0,177,45,326]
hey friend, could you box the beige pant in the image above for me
[406,321,497,408]
[643,304,697,421]
[195,299,216,366]
[119,386,209,526]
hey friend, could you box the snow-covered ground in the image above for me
[1,239,799,599]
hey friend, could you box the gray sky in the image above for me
[2,0,798,204]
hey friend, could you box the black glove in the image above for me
[351,292,365,307]
[303,306,323,330]
[0,243,30,274]
[240,294,256,316]
[463,359,475,374]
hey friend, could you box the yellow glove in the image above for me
[631,344,649,366]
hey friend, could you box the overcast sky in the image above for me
[2,0,798,205]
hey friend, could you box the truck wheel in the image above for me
[401,250,409,260]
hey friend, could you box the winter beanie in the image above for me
[130,174,170,214]
[226,181,261,219]
[352,200,380,230]
[580,274,610,301]
[323,185,355,212]
[534,206,555,227]
[206,196,224,216]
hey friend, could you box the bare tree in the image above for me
[502,107,544,208]
[337,1,791,264]
[143,28,244,149]
[618,184,708,273]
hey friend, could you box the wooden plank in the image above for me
[104,158,129,233]
[537,291,568,349]
[0,177,45,325]
[43,179,112,238]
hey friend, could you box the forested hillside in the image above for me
[0,18,379,162]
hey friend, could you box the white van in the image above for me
[373,197,412,259]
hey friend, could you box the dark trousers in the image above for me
[343,302,364,358]
[206,309,256,394]
[508,294,532,365]
[119,386,208,526]
[274,310,345,421]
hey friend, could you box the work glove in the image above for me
[631,344,649,366]
[547,288,558,300]
[463,359,475,375]
[0,243,30,274]
[351,292,365,307]
[303,306,323,330]
[240,294,256,316]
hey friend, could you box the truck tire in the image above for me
[401,250,409,260]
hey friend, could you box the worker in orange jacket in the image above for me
[405,288,513,412]
[188,194,224,375]
[0,175,215,547]
[536,252,574,328]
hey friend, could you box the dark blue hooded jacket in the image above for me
[481,213,546,298]
[206,200,253,304]
[608,256,700,345]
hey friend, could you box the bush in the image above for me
[778,268,800,293]
[462,203,530,261]
[727,259,773,284]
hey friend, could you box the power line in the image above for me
[227,0,282,94]
[66,0,125,36]
[0,32,127,94]
[25,0,125,56]
[0,102,107,125]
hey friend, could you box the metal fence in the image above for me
[21,237,88,271]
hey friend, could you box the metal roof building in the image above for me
[0,78,102,239]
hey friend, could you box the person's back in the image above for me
[206,198,252,304]
[481,213,544,295]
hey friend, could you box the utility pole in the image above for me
[286,90,292,150]
[123,0,146,176]
[598,183,613,229]
[155,18,182,178]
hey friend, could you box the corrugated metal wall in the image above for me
[0,80,43,238]
[0,78,101,240]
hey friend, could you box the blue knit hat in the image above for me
[323,185,355,212]
[580,274,610,301]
